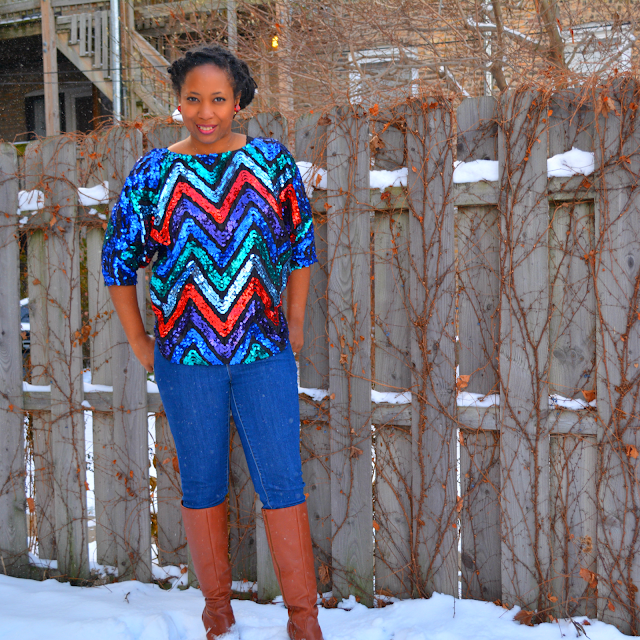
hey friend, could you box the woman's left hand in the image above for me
[289,321,304,354]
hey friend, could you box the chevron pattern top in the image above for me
[101,137,317,365]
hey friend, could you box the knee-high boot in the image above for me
[263,501,324,640]
[181,500,236,639]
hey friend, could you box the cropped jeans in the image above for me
[154,343,305,510]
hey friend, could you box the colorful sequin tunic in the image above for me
[101,137,317,365]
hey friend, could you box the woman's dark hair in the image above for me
[167,45,257,109]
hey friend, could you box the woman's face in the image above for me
[179,63,239,154]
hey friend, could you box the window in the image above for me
[25,94,66,139]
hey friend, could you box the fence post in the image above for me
[498,89,551,612]
[327,104,373,605]
[42,135,90,579]
[404,98,458,597]
[595,78,640,634]
[0,142,29,577]
[456,96,502,602]
[105,126,152,582]
[24,141,57,562]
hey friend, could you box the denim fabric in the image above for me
[154,342,305,510]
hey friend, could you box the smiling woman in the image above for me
[101,44,323,640]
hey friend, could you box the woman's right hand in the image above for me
[131,333,156,373]
[108,285,155,373]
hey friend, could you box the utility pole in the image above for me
[41,0,60,136]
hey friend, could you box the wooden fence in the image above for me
[1,79,640,633]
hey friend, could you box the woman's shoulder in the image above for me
[121,148,172,194]
[249,136,292,158]
[127,147,171,176]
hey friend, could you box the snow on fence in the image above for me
[1,79,640,633]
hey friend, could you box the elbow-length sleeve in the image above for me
[101,151,162,286]
[276,145,318,271]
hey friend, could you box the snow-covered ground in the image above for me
[0,575,629,640]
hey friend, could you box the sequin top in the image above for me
[101,137,317,365]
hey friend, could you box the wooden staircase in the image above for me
[55,11,173,117]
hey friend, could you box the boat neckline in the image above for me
[163,136,255,158]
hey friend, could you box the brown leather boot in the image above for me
[263,501,324,640]
[181,500,236,639]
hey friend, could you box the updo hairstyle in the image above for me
[167,45,257,110]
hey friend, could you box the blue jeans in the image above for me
[154,343,305,510]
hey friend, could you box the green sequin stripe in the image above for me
[151,235,289,297]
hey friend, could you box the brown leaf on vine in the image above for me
[579,567,598,589]
[625,444,638,459]
[318,563,331,585]
[456,375,470,391]
[597,94,617,118]
[581,389,596,403]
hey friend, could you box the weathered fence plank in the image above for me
[457,96,498,162]
[248,112,287,145]
[405,99,458,597]
[456,97,502,601]
[549,434,597,618]
[155,413,186,567]
[24,141,56,562]
[595,78,640,634]
[374,211,410,391]
[548,93,596,400]
[301,416,332,591]
[327,104,373,604]
[549,91,594,157]
[498,90,551,611]
[229,422,256,582]
[296,113,332,589]
[0,142,29,577]
[105,127,151,581]
[87,222,117,567]
[372,200,412,598]
[256,497,280,601]
[145,122,184,151]
[42,136,89,579]
[297,111,329,390]
[374,425,412,597]
[460,430,501,600]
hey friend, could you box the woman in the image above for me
[101,45,323,640]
